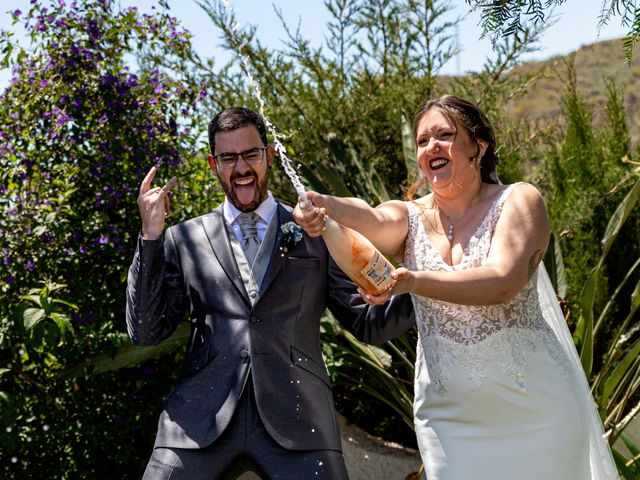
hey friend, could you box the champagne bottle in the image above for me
[321,217,395,295]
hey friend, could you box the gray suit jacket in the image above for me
[126,202,414,451]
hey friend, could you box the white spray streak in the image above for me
[222,0,308,203]
[238,56,307,200]
[238,53,308,203]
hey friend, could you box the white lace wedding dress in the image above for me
[404,184,618,480]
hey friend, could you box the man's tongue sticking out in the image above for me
[234,175,257,207]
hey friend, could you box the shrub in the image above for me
[0,1,213,476]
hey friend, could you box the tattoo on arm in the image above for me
[528,249,543,279]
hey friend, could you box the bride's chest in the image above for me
[409,225,490,272]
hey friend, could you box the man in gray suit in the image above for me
[126,107,414,479]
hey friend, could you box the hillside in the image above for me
[505,38,640,133]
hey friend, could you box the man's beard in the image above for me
[220,169,269,213]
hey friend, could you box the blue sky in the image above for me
[140,0,631,74]
[0,0,631,88]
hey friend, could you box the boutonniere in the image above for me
[280,221,303,252]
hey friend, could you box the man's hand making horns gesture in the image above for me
[137,166,177,240]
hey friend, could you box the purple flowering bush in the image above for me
[0,1,217,477]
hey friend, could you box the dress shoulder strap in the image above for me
[405,200,422,232]
[485,182,524,233]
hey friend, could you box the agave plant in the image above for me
[579,177,640,440]
[545,175,640,477]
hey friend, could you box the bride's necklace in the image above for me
[433,186,483,243]
[444,211,466,242]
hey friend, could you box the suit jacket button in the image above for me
[240,349,249,358]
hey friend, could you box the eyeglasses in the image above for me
[213,146,269,169]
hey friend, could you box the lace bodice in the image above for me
[405,184,562,393]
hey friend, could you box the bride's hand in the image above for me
[293,193,328,237]
[358,267,414,304]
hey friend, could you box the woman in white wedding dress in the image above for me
[294,95,618,479]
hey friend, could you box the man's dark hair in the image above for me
[208,107,268,155]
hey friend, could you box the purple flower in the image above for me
[56,114,72,126]
[3,257,11,266]
[125,75,138,88]
[40,79,49,88]
[6,276,15,284]
[87,19,101,42]
[13,10,21,18]
[26,259,35,271]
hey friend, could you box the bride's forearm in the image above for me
[323,196,407,256]
[324,196,380,230]
[409,267,525,306]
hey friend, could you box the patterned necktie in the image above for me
[237,212,261,265]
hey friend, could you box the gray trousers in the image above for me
[142,380,349,480]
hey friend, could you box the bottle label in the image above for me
[361,251,393,288]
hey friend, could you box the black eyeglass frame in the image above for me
[213,146,270,169]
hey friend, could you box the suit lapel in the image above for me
[201,207,249,304]
[259,203,292,294]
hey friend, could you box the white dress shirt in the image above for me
[223,192,277,243]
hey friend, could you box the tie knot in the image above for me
[237,212,259,241]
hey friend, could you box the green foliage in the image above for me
[599,1,640,64]
[585,177,640,432]
[613,433,640,477]
[467,0,640,63]
[0,1,212,476]
[465,0,551,42]
[62,323,191,379]
[537,59,636,313]
[321,313,418,447]
[194,0,464,205]
[18,281,78,340]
